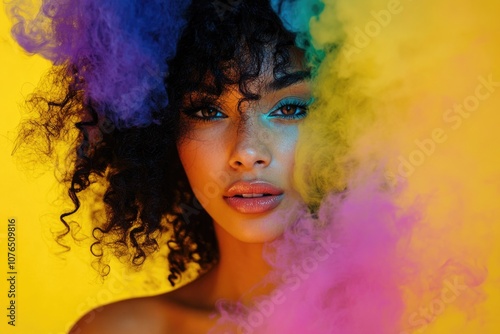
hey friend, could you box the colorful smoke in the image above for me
[5,0,189,127]
[213,0,500,332]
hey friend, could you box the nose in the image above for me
[228,117,272,170]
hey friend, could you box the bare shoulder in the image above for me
[69,291,216,334]
[69,295,172,334]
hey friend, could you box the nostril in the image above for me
[229,143,272,169]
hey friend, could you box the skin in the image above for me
[177,64,310,244]
[70,50,311,333]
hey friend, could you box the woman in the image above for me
[12,0,496,332]
[75,0,315,331]
[11,0,315,332]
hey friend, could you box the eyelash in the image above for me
[183,106,227,122]
[184,98,311,122]
[268,99,309,120]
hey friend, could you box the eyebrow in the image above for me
[265,70,311,92]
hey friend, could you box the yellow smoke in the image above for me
[295,0,500,332]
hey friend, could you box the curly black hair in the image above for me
[15,0,302,287]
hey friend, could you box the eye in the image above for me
[268,98,310,120]
[278,105,304,116]
[197,107,225,118]
[184,106,228,122]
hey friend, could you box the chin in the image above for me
[213,201,306,244]
[227,219,288,243]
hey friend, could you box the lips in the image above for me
[224,180,284,214]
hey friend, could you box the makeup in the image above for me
[224,180,284,214]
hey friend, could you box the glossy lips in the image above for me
[224,181,284,214]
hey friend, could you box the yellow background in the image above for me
[0,9,172,334]
[2,1,500,333]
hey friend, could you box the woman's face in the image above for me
[177,50,311,243]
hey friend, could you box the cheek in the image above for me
[177,140,197,173]
[178,140,212,177]
[273,126,299,168]
[177,137,227,202]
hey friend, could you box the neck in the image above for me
[165,221,274,310]
[208,223,272,303]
